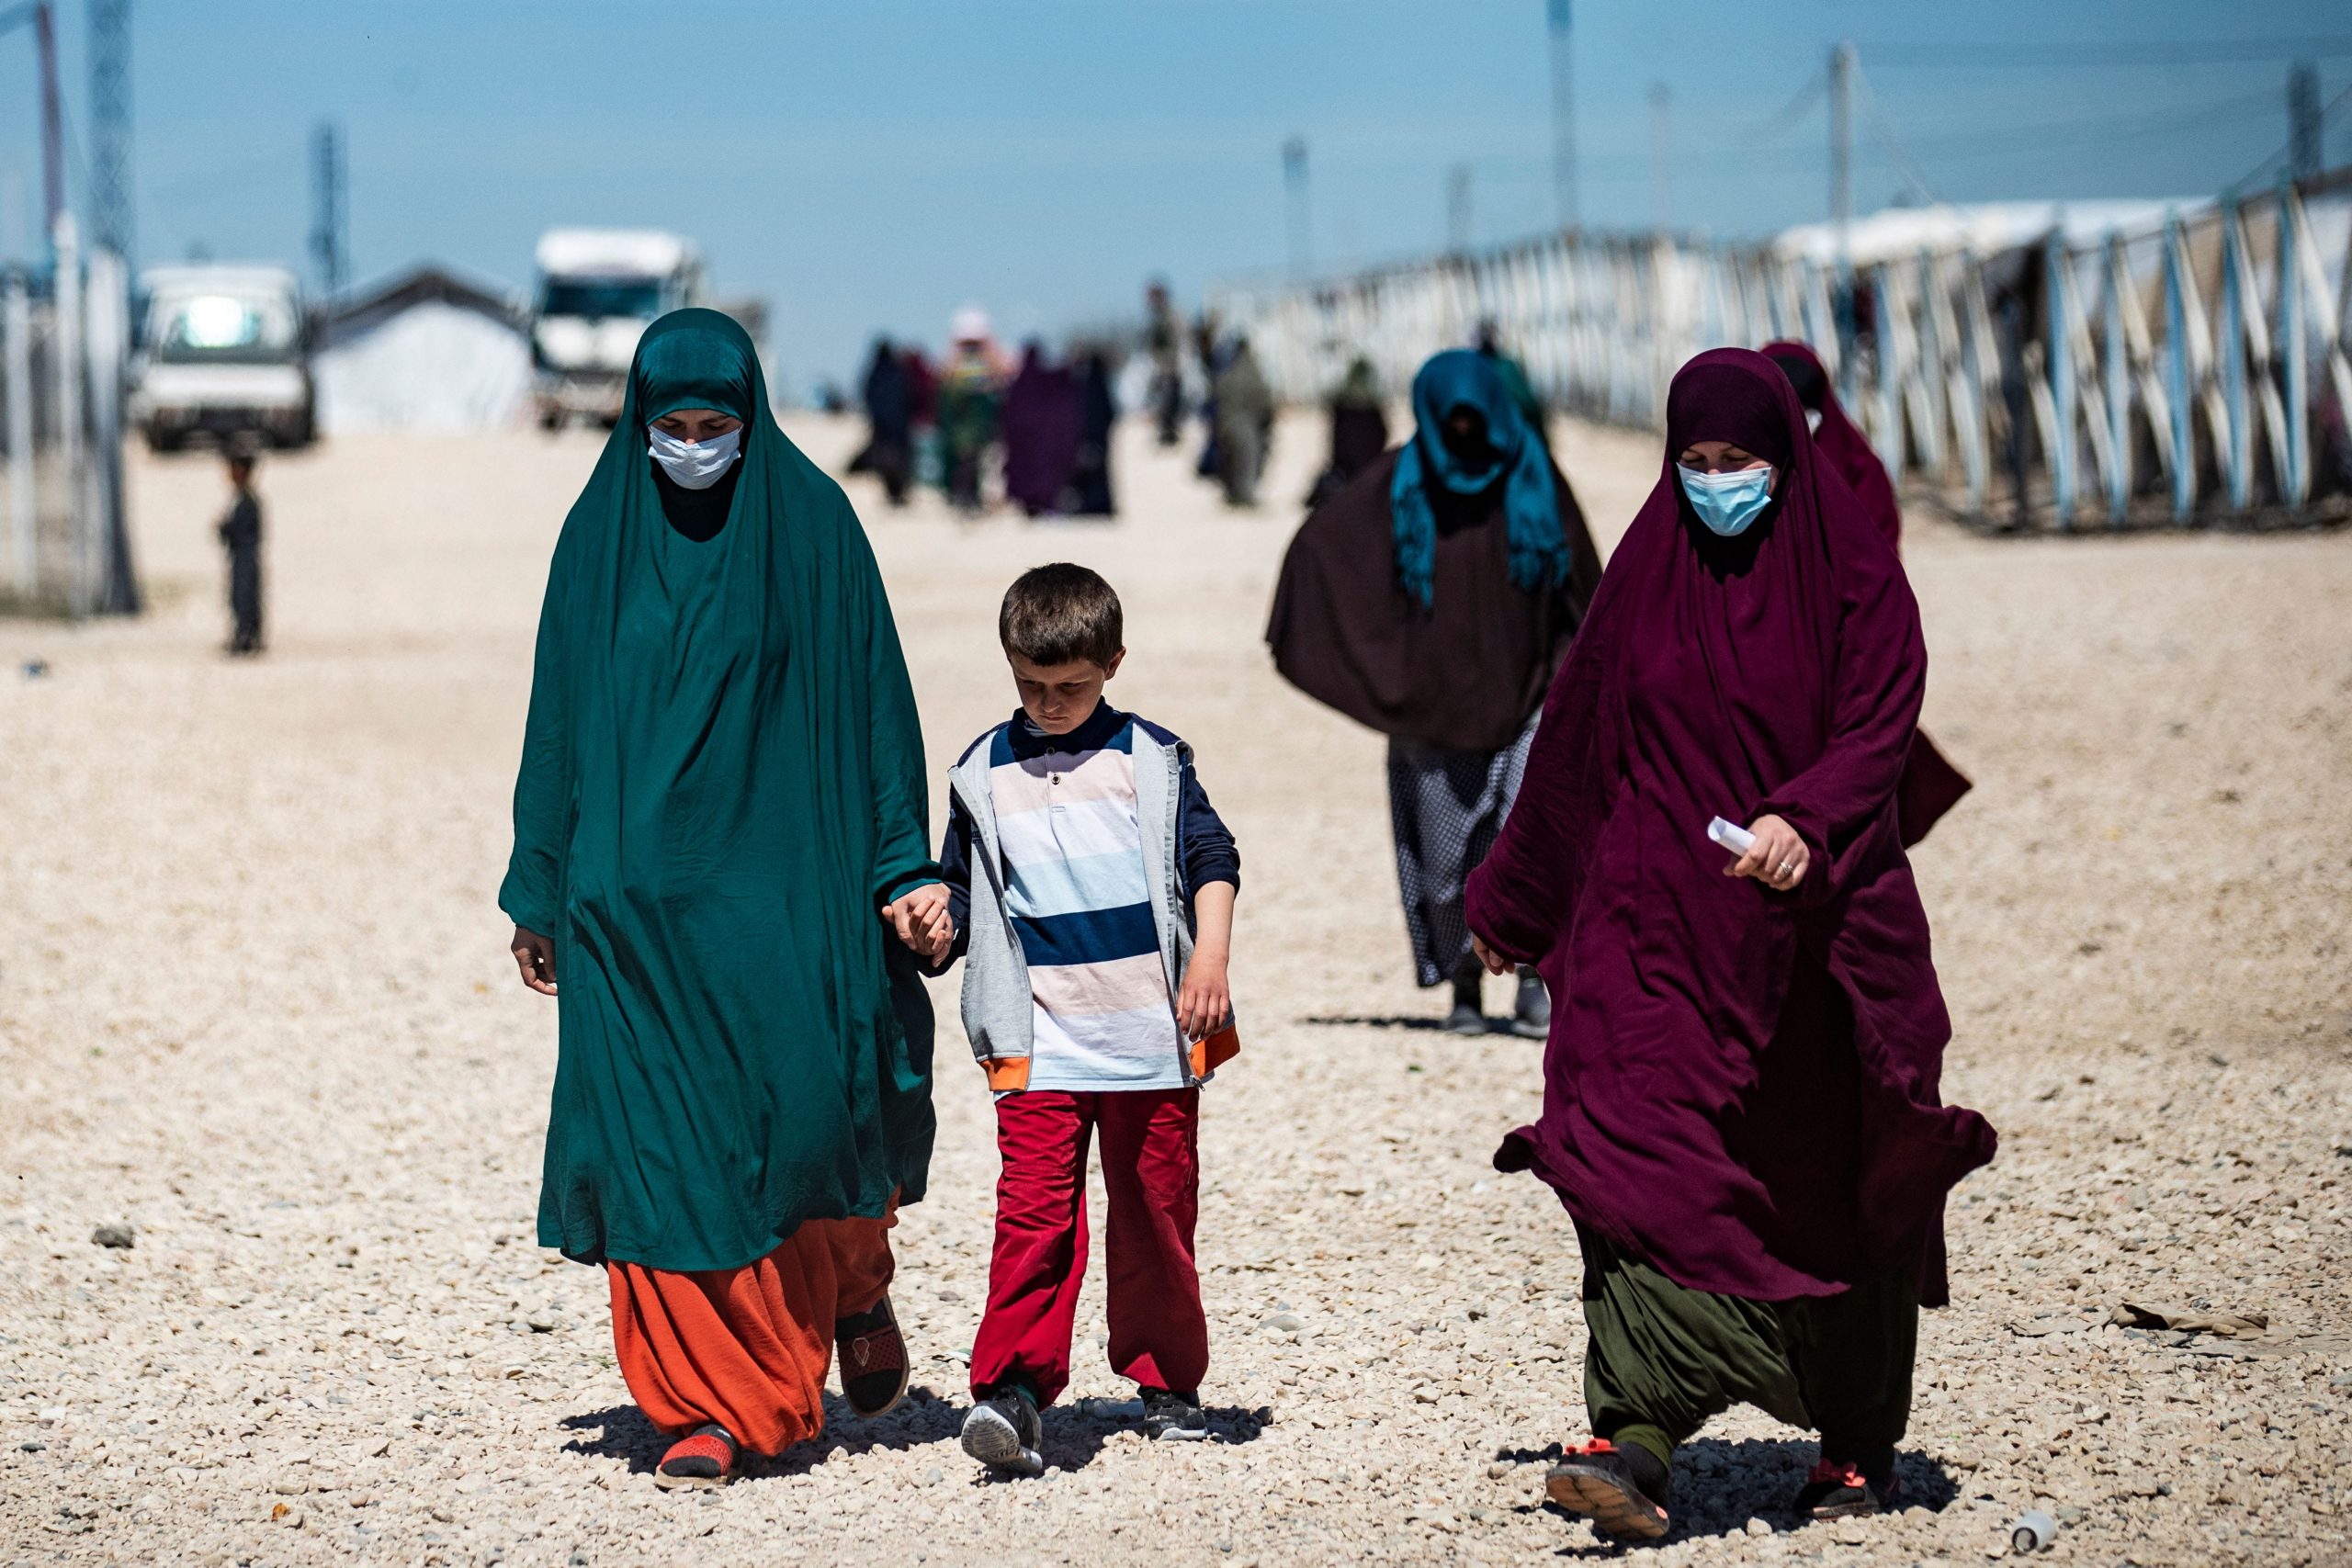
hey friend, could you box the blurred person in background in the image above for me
[850,335,916,507]
[1070,347,1120,516]
[1306,355,1390,508]
[1001,340,1082,518]
[1211,334,1273,508]
[1466,349,1994,1540]
[1763,339,1972,847]
[216,448,266,656]
[1144,278,1186,446]
[937,307,1006,513]
[501,310,944,1489]
[1476,319,1547,444]
[1267,349,1601,1034]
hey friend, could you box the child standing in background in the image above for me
[217,449,265,656]
[887,562,1240,1475]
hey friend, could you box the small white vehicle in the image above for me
[130,265,314,451]
[530,229,703,429]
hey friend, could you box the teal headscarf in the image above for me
[1390,349,1566,608]
[636,317,756,424]
[501,309,939,1272]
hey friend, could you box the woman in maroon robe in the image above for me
[1464,348,1996,1540]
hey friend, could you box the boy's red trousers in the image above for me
[968,1087,1208,1406]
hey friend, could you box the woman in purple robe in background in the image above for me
[1464,348,1996,1540]
[1001,342,1082,517]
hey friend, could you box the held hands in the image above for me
[881,884,955,960]
[1176,944,1232,1041]
[1724,812,1810,892]
[511,925,558,996]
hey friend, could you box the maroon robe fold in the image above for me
[1467,348,1995,1306]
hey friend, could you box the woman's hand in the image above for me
[511,925,558,995]
[1470,932,1513,976]
[1725,813,1810,892]
[881,884,954,959]
[1176,946,1231,1041]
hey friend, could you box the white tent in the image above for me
[313,265,531,434]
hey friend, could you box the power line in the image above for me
[2226,79,2352,196]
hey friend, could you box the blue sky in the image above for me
[3,0,2347,390]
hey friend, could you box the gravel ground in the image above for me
[1,412,2347,1567]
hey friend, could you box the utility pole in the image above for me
[309,120,346,299]
[34,2,64,232]
[1546,0,1577,230]
[1829,40,1856,253]
[2288,61,2321,185]
[1447,163,1474,254]
[1649,83,1671,231]
[1828,39,1859,400]
[1281,134,1311,279]
[89,0,133,263]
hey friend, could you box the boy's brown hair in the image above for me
[999,562,1123,669]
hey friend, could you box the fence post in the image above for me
[2164,212,2201,526]
[2277,177,2309,510]
[3,265,32,594]
[2219,199,2252,512]
[2045,231,2077,527]
[85,246,137,615]
[2102,231,2132,525]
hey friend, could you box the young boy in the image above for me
[215,449,264,655]
[888,562,1239,1475]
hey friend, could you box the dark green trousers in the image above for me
[1576,1224,1916,1471]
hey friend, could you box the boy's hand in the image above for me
[881,884,954,959]
[1176,945,1231,1041]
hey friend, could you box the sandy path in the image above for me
[0,412,2346,1567]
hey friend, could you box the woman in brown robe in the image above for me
[1267,349,1603,1034]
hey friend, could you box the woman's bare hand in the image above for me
[1725,813,1810,892]
[880,884,954,960]
[512,925,558,995]
[1470,932,1513,976]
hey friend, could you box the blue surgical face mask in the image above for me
[1678,464,1776,536]
[647,424,742,491]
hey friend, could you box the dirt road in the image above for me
[1,413,2346,1565]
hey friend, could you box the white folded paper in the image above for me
[1706,816,1755,856]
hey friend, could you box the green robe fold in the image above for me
[501,309,938,1272]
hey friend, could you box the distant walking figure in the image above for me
[1211,336,1272,508]
[216,450,265,656]
[1466,348,1996,1540]
[1306,355,1390,508]
[501,309,944,1489]
[852,335,916,507]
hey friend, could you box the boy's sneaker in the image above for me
[1445,963,1486,1036]
[1792,1454,1901,1519]
[1141,1387,1207,1441]
[961,1386,1045,1477]
[1544,1438,1670,1540]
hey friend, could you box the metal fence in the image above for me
[1214,168,2352,531]
[1,213,137,615]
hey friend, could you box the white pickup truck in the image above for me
[530,229,703,429]
[130,265,315,451]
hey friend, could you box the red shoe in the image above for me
[1792,1456,1901,1519]
[653,1424,738,1491]
[1545,1438,1670,1540]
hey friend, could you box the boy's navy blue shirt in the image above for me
[933,702,1238,971]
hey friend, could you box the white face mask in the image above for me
[1804,408,1825,434]
[647,424,742,491]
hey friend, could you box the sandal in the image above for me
[837,1292,910,1418]
[654,1424,738,1490]
[1545,1438,1670,1540]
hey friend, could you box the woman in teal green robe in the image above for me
[500,310,943,1479]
